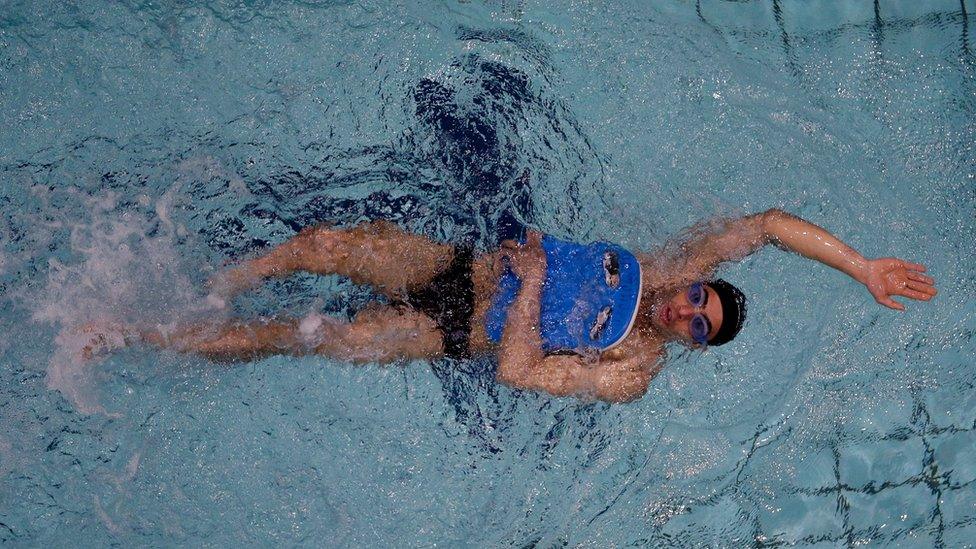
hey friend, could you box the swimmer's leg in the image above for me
[142,320,306,362]
[148,305,445,364]
[212,221,455,299]
[311,305,445,364]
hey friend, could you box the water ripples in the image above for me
[1,1,974,546]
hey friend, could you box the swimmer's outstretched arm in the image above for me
[495,232,655,403]
[666,209,937,310]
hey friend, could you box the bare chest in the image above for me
[598,327,665,364]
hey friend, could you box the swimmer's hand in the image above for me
[861,258,937,311]
[501,230,546,282]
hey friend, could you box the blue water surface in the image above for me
[1,1,975,546]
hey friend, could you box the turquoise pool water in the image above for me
[1,1,974,546]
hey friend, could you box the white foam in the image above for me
[27,185,221,415]
[299,311,324,337]
[205,292,227,311]
[298,311,330,350]
[46,324,127,417]
[123,451,141,482]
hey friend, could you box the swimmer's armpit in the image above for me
[653,211,769,287]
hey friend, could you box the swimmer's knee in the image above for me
[291,223,351,270]
[307,219,400,253]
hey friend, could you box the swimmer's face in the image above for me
[654,284,724,347]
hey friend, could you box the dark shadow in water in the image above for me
[410,58,535,244]
[207,54,552,259]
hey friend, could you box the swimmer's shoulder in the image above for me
[636,250,688,292]
[600,327,664,366]
[592,332,664,401]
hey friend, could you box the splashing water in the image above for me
[0,1,973,546]
[26,186,226,415]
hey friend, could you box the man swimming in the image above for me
[110,209,936,403]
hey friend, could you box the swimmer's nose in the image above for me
[676,305,696,319]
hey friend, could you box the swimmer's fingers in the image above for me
[898,284,937,301]
[506,236,546,281]
[898,259,927,272]
[523,231,547,269]
[499,240,520,269]
[501,231,541,250]
[907,278,937,296]
[907,271,935,285]
[875,295,906,311]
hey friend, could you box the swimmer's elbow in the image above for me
[759,208,791,243]
[761,208,792,228]
[285,223,342,272]
[495,367,520,387]
[495,355,530,387]
[496,355,583,398]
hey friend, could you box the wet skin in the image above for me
[468,248,724,353]
[650,285,725,346]
[94,209,937,403]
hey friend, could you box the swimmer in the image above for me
[106,210,936,403]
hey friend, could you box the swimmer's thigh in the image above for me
[308,221,455,296]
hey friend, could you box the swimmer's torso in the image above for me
[468,236,645,356]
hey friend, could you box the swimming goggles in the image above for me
[687,282,712,346]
